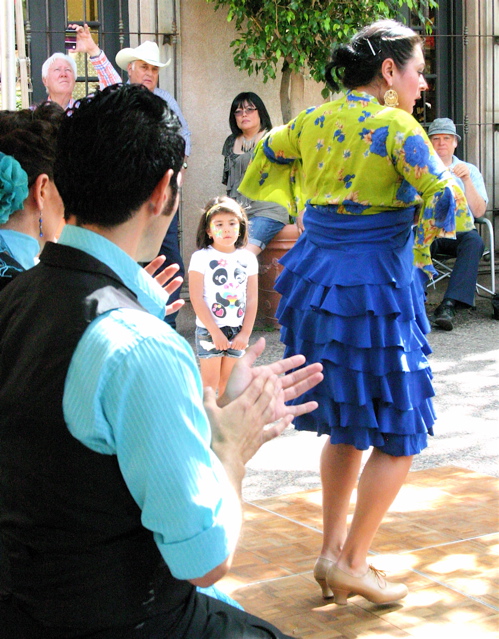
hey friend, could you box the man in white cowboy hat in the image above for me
[70,24,191,154]
[71,23,192,329]
[427,117,488,331]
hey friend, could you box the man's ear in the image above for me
[32,174,50,211]
[148,169,174,217]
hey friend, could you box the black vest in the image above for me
[0,242,193,634]
[0,249,24,292]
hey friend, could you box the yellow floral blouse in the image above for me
[239,90,472,274]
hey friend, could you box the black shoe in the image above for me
[434,299,455,331]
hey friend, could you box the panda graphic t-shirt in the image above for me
[188,246,259,328]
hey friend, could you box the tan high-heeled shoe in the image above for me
[313,557,335,599]
[326,564,408,605]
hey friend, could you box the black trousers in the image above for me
[155,211,185,329]
[0,591,296,639]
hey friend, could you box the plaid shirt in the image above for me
[89,50,122,87]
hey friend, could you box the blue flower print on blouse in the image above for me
[343,174,355,189]
[370,126,389,157]
[334,128,345,143]
[315,115,325,128]
[346,91,371,104]
[423,206,434,220]
[263,138,294,165]
[259,172,269,186]
[316,139,324,151]
[342,200,370,214]
[403,135,430,168]
[427,154,444,177]
[359,127,371,142]
[358,110,372,123]
[396,179,418,204]
[434,186,455,228]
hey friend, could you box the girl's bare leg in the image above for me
[199,357,222,394]
[219,356,238,396]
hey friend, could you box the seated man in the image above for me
[428,117,488,331]
[0,85,322,638]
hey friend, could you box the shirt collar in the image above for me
[0,230,39,270]
[58,225,168,319]
[346,90,380,105]
[46,95,77,109]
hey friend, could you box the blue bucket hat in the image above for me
[427,118,461,141]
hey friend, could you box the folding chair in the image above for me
[431,216,495,296]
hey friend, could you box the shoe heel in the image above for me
[314,576,334,599]
[332,589,349,605]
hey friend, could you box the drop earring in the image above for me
[39,214,43,238]
[383,88,399,108]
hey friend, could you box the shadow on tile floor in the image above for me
[218,467,498,638]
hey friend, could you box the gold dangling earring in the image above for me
[383,88,399,108]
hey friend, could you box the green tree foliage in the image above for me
[206,0,437,101]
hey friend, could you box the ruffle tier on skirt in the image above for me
[276,205,435,456]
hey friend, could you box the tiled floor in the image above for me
[218,466,499,638]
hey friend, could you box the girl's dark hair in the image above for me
[196,196,249,249]
[229,92,272,136]
[325,19,424,92]
[0,103,64,186]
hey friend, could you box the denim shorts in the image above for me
[195,326,245,359]
[248,216,285,251]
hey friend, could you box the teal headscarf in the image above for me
[0,152,29,225]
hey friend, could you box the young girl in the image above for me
[189,196,258,395]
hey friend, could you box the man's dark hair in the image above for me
[229,92,272,137]
[0,103,64,186]
[54,84,185,226]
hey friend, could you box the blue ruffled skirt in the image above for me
[276,205,434,457]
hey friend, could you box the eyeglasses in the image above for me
[234,106,257,116]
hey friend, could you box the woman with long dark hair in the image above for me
[239,20,472,605]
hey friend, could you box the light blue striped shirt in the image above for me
[0,229,39,270]
[59,225,240,580]
[450,155,488,215]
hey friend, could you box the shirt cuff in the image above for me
[155,487,241,580]
[90,50,106,64]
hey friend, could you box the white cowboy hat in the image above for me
[115,41,170,70]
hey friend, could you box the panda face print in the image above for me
[211,264,228,286]
[234,267,247,285]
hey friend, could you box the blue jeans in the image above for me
[195,326,244,359]
[248,216,285,251]
[155,212,184,329]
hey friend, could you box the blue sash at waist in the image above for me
[280,205,418,289]
[303,204,417,252]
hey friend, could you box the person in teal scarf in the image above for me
[0,104,65,291]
